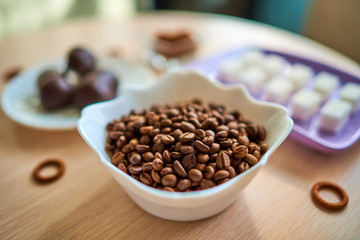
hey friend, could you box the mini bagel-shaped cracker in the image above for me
[311,181,349,210]
[33,159,65,183]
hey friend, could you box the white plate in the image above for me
[1,57,155,131]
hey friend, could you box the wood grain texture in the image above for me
[1,12,360,240]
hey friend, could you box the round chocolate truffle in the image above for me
[38,70,73,111]
[67,47,96,75]
[72,71,118,109]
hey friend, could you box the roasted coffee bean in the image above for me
[209,143,221,155]
[257,125,266,141]
[188,169,203,182]
[161,174,177,187]
[246,124,258,140]
[170,151,183,160]
[179,132,195,144]
[218,178,230,185]
[238,136,250,146]
[170,129,183,141]
[238,161,249,173]
[142,162,153,172]
[172,122,182,129]
[149,128,160,137]
[121,144,132,154]
[209,153,218,162]
[140,173,152,185]
[253,150,261,160]
[117,162,127,173]
[228,166,236,178]
[152,158,163,171]
[201,118,213,130]
[128,165,142,175]
[160,167,174,176]
[216,152,230,169]
[140,135,152,145]
[244,154,258,166]
[215,131,228,141]
[233,145,248,159]
[161,127,172,134]
[174,142,183,152]
[173,160,187,178]
[151,169,161,183]
[109,131,123,140]
[205,130,215,137]
[163,187,175,192]
[216,125,229,133]
[194,140,210,153]
[129,139,139,151]
[213,170,230,182]
[194,129,206,140]
[182,154,197,170]
[260,143,268,154]
[130,153,142,165]
[153,134,163,143]
[188,118,201,129]
[248,142,260,153]
[142,152,154,162]
[161,134,175,145]
[200,179,216,189]
[202,136,214,146]
[228,129,240,138]
[111,152,125,166]
[203,166,215,179]
[177,179,191,191]
[220,140,232,149]
[161,118,172,128]
[152,142,165,153]
[181,121,196,132]
[140,126,154,135]
[195,163,206,172]
[180,145,197,155]
[116,135,127,148]
[197,153,209,163]
[136,144,150,153]
[163,150,172,163]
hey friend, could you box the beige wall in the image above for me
[305,0,360,64]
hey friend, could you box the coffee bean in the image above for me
[188,169,203,182]
[233,145,248,159]
[188,117,201,129]
[161,134,175,145]
[142,162,153,172]
[174,142,182,152]
[218,178,230,184]
[170,151,183,160]
[151,169,161,183]
[149,128,160,137]
[204,166,215,179]
[194,129,206,140]
[202,136,214,146]
[228,166,236,178]
[179,132,195,144]
[209,143,221,154]
[216,152,230,169]
[140,126,154,135]
[152,142,165,153]
[152,158,163,171]
[130,153,142,165]
[173,160,187,178]
[109,131,123,140]
[161,127,172,134]
[194,140,210,153]
[161,118,172,128]
[140,172,152,185]
[238,161,249,173]
[219,140,232,149]
[227,121,238,130]
[163,150,172,163]
[136,144,150,153]
[253,150,261,160]
[177,179,191,191]
[228,129,239,138]
[116,135,127,148]
[142,152,154,162]
[182,154,197,170]
[260,143,268,154]
[215,131,228,140]
[238,136,250,146]
[247,124,258,140]
[244,154,258,166]
[195,163,206,172]
[181,121,196,132]
[161,174,177,187]
[199,179,216,189]
[209,153,218,162]
[213,170,230,182]
[170,129,183,141]
[257,125,266,140]
[197,153,209,163]
[111,152,125,166]
[216,125,229,132]
[180,145,197,155]
[118,163,127,173]
[160,167,174,176]
[163,187,175,192]
[121,144,132,154]
[205,130,215,137]
[128,165,142,175]
[140,135,152,145]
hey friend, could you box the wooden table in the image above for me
[1,11,360,239]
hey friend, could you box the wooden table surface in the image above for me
[1,12,360,240]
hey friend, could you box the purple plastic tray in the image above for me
[187,48,360,152]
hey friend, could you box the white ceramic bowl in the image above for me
[77,71,293,221]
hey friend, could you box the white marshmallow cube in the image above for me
[319,99,352,133]
[239,66,267,94]
[263,55,286,77]
[313,72,340,99]
[242,50,264,66]
[288,63,313,89]
[217,57,244,83]
[290,89,322,121]
[263,76,295,104]
[339,82,360,112]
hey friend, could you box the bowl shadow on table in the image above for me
[38,178,260,239]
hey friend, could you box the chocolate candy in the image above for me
[154,31,196,58]
[37,70,72,110]
[67,47,96,75]
[72,71,118,109]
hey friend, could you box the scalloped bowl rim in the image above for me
[77,70,293,202]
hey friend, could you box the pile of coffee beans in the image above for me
[38,47,118,111]
[106,99,268,192]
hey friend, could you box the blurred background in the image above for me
[0,0,359,63]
